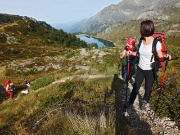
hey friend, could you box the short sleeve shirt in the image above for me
[138,41,162,70]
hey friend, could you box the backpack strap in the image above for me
[137,37,144,56]
[151,37,159,62]
[133,37,143,65]
[151,37,162,89]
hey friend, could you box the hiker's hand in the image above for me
[127,51,132,55]
[164,54,171,60]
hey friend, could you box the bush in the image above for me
[30,77,55,90]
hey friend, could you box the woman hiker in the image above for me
[124,20,171,110]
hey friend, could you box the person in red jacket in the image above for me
[4,80,15,99]
[120,38,137,81]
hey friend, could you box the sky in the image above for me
[0,0,121,25]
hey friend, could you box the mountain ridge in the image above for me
[60,0,180,34]
[0,13,91,74]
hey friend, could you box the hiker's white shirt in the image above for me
[138,41,161,70]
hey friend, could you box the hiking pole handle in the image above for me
[127,50,132,56]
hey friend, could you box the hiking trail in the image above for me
[17,73,179,134]
[120,76,180,135]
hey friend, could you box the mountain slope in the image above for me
[0,14,88,62]
[0,13,179,135]
[70,0,180,34]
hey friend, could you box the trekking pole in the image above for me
[152,58,169,121]
[124,54,130,117]
[170,56,180,61]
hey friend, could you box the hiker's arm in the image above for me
[5,85,9,91]
[120,50,126,58]
[157,50,172,61]
[127,51,137,56]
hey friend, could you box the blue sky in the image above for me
[0,0,121,25]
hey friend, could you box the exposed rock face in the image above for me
[71,0,180,33]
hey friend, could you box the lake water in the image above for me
[77,35,115,48]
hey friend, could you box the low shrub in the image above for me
[30,76,55,90]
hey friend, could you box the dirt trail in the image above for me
[33,74,110,93]
[52,74,109,84]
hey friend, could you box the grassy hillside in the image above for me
[0,14,179,134]
[0,14,91,84]
[0,14,128,134]
[96,19,180,127]
[96,19,180,46]
[0,14,88,62]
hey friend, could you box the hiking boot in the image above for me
[141,100,148,110]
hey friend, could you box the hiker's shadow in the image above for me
[110,74,153,135]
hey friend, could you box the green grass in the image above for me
[30,76,55,91]
[0,74,127,134]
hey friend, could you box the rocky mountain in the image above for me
[69,0,180,34]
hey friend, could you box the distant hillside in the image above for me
[67,0,180,34]
[0,14,88,62]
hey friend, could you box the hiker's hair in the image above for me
[140,20,154,37]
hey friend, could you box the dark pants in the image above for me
[129,66,155,104]
[123,58,135,80]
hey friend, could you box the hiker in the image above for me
[124,20,171,110]
[120,38,137,81]
[24,78,30,87]
[4,80,15,99]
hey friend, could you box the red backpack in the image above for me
[151,32,167,67]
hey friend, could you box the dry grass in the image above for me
[66,111,113,135]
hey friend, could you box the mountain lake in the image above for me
[77,35,115,48]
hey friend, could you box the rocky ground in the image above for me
[120,77,180,135]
